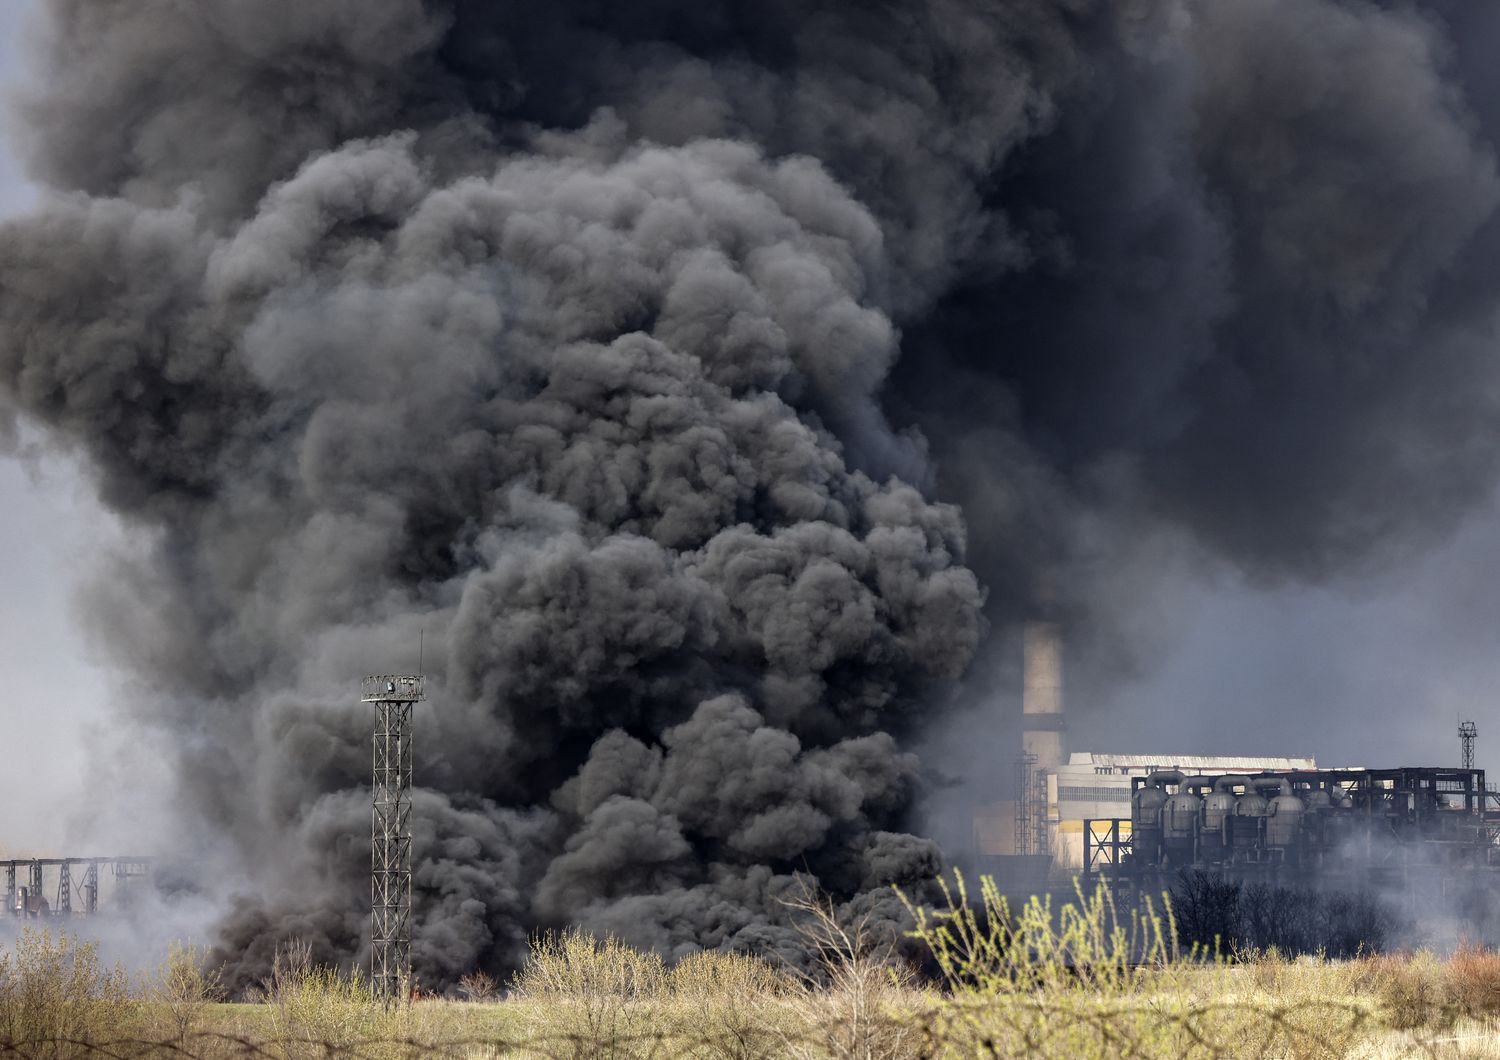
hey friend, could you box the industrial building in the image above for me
[975,748,1320,887]
[1049,752,1317,874]
[1101,764,1499,884]
[976,622,1500,892]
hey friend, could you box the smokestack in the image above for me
[1021,620,1065,772]
[1021,619,1065,874]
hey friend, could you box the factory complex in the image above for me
[976,623,1500,898]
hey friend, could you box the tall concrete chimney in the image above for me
[972,618,1068,869]
[1021,620,1064,772]
[1020,619,1065,871]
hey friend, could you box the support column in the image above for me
[28,862,42,918]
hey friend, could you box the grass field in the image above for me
[3,876,1500,1057]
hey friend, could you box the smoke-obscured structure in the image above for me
[1096,765,1500,948]
[4,0,1500,986]
[974,627,1500,946]
[1115,766,1497,880]
[0,858,150,920]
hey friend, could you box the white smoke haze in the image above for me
[3,0,1500,988]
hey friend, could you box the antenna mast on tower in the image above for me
[364,674,424,1001]
[1460,719,1478,771]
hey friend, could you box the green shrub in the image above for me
[510,928,666,1003]
[667,949,789,1001]
[261,939,435,1059]
[146,940,224,1050]
[509,929,668,1058]
[897,872,1383,1057]
[0,928,131,1057]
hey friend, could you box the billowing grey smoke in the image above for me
[3,0,1500,988]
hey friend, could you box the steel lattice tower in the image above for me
[1461,720,1478,771]
[364,674,424,1000]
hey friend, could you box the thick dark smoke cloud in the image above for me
[3,0,1500,986]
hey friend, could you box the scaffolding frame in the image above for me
[1014,752,1038,856]
[1082,818,1133,880]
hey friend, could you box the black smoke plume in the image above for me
[2,0,1499,986]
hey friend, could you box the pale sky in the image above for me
[1076,506,1500,768]
[0,0,116,854]
[0,0,1497,863]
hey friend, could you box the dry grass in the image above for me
[505,927,803,1058]
[6,879,1500,1057]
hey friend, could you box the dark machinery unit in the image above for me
[1085,767,1498,883]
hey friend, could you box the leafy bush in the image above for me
[147,940,223,1049]
[261,938,434,1059]
[0,928,130,1057]
[897,872,1379,1057]
[667,950,788,1001]
[508,929,669,1057]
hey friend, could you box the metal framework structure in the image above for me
[1,858,151,917]
[364,675,423,1001]
[1083,818,1132,878]
[1084,766,1500,892]
[1461,721,1478,771]
[1014,752,1039,856]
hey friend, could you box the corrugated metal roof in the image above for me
[1065,752,1317,770]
